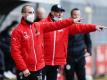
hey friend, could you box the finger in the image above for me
[103,26,107,29]
[97,28,102,31]
[99,26,107,30]
[24,72,30,77]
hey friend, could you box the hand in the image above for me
[84,48,87,53]
[23,69,30,77]
[58,65,64,75]
[84,48,91,56]
[85,52,91,56]
[73,17,83,23]
[96,25,107,31]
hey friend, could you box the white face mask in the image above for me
[26,14,35,23]
[53,16,62,21]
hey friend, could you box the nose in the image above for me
[58,14,61,18]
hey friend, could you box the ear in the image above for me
[22,13,25,17]
[51,11,54,15]
[22,13,26,20]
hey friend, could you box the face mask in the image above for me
[26,14,35,23]
[53,16,62,21]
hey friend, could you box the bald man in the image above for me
[35,7,46,22]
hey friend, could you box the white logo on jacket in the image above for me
[23,32,29,39]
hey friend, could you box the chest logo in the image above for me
[23,32,29,39]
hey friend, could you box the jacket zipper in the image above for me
[52,31,56,65]
[30,25,37,70]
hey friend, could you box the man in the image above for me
[34,7,46,80]
[10,5,82,80]
[35,7,46,22]
[41,4,106,80]
[64,8,92,80]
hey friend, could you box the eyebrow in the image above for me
[28,11,34,13]
[24,11,34,13]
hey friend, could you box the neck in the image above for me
[35,17,42,22]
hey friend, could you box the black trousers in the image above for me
[44,65,59,80]
[17,69,43,80]
[64,55,86,80]
[4,51,15,71]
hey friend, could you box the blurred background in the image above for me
[0,0,107,80]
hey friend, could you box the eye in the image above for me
[28,11,34,14]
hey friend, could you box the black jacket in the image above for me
[67,33,92,56]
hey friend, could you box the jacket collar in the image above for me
[21,17,32,26]
[47,13,55,22]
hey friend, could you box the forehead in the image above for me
[54,11,64,14]
[37,8,45,13]
[25,6,34,12]
[73,10,80,14]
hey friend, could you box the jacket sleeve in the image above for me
[68,24,96,35]
[11,29,27,71]
[84,34,92,55]
[38,18,74,32]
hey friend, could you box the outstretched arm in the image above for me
[39,18,74,32]
[68,24,96,35]
[35,18,81,32]
[68,23,107,35]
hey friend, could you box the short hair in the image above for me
[71,8,80,16]
[21,5,33,13]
